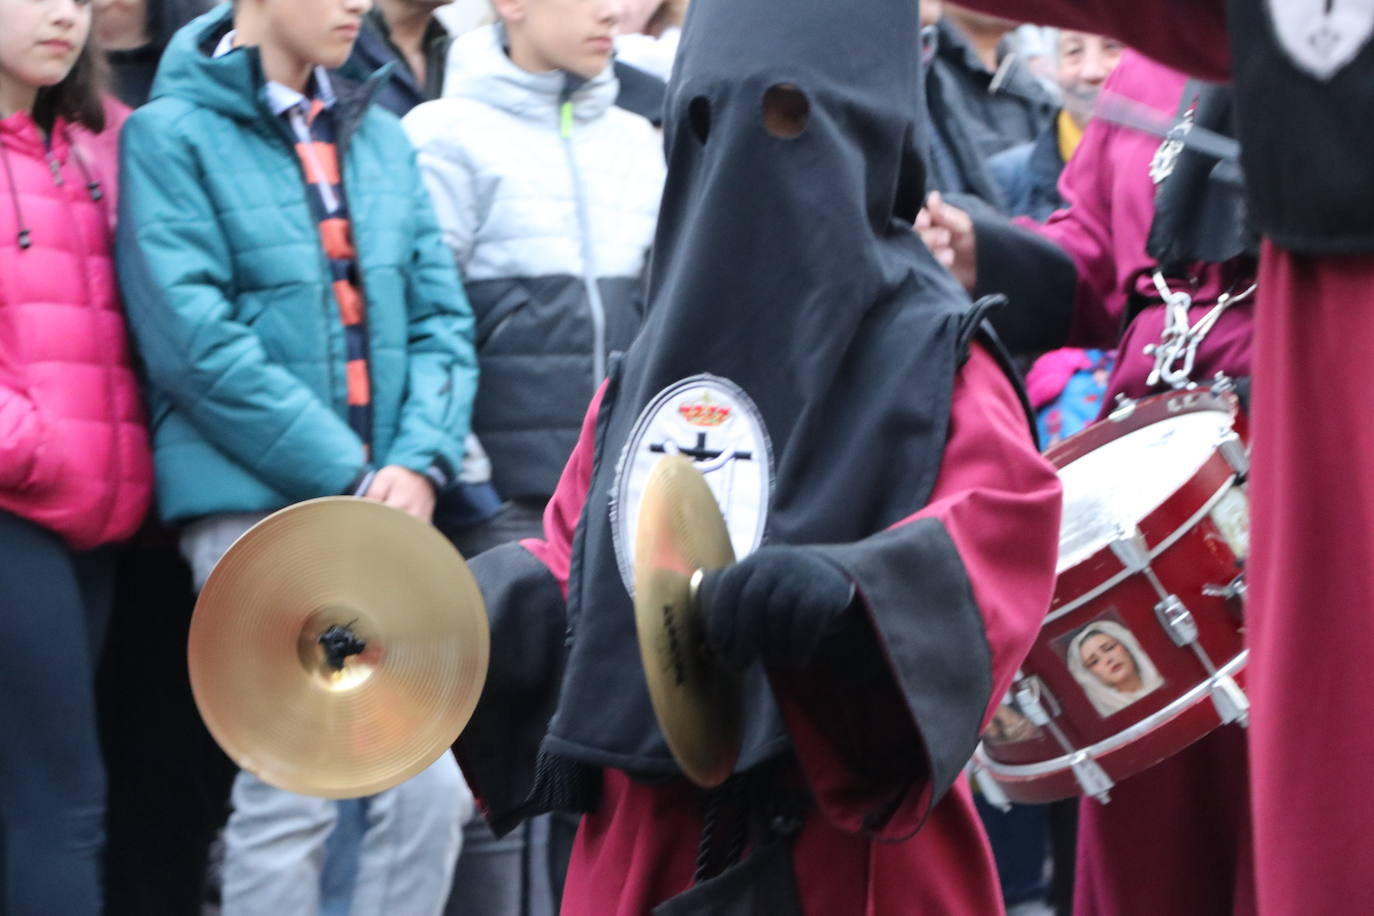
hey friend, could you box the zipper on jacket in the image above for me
[50,133,123,536]
[558,91,608,385]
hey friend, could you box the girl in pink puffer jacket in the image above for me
[0,0,152,912]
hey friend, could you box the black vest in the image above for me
[1228,0,1374,254]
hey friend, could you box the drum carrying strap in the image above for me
[1120,78,1259,372]
[1144,272,1256,390]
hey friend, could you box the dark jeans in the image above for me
[438,497,548,560]
[98,529,237,915]
[0,510,113,916]
[974,795,1078,913]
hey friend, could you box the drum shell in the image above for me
[977,390,1248,804]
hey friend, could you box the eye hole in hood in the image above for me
[688,95,711,144]
[761,84,809,139]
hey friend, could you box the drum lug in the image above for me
[1013,677,1114,804]
[1154,594,1200,647]
[1110,530,1152,573]
[970,761,1012,813]
[1014,679,1059,727]
[1217,432,1250,481]
[1209,675,1250,727]
[1108,393,1137,423]
[1210,373,1236,397]
[1070,752,1115,804]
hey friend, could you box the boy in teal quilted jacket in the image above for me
[117,1,476,529]
[116,2,478,913]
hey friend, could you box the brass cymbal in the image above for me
[633,455,742,788]
[188,497,489,799]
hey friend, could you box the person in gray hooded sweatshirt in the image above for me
[404,0,663,554]
[402,1,663,909]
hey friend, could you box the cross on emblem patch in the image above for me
[650,432,754,468]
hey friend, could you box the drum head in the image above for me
[1057,407,1235,572]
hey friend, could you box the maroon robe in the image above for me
[962,2,1374,913]
[503,344,1062,914]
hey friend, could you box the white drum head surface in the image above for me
[1057,410,1233,571]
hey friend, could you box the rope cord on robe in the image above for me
[691,759,809,885]
[694,775,749,884]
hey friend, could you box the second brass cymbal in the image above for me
[633,455,742,788]
[188,497,489,799]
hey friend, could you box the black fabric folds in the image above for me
[1146,81,1257,273]
[1227,0,1374,254]
[813,520,993,817]
[539,0,990,779]
[970,215,1079,357]
[461,543,570,829]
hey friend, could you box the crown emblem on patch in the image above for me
[678,393,731,427]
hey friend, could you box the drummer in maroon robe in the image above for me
[923,50,1258,915]
[940,2,1374,914]
[454,0,1063,911]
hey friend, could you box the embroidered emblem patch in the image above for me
[1149,102,1195,186]
[1267,0,1374,80]
[611,375,774,592]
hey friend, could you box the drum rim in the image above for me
[1047,475,1243,621]
[1045,388,1239,471]
[974,650,1247,779]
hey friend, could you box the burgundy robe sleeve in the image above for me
[457,384,605,824]
[974,55,1184,353]
[771,345,1062,840]
[952,0,1231,79]
[1020,74,1138,351]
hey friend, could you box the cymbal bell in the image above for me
[633,455,742,788]
[188,497,489,799]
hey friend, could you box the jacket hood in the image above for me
[1,109,74,159]
[442,24,617,121]
[151,5,263,119]
[152,5,389,121]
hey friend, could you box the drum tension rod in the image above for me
[1015,677,1115,804]
[1112,529,1250,728]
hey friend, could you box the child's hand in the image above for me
[364,465,437,524]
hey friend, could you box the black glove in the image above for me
[698,546,856,670]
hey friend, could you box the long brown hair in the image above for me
[32,35,109,134]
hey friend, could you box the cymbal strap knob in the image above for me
[687,568,726,666]
[318,624,368,671]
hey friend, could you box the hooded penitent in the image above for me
[466,0,1026,829]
